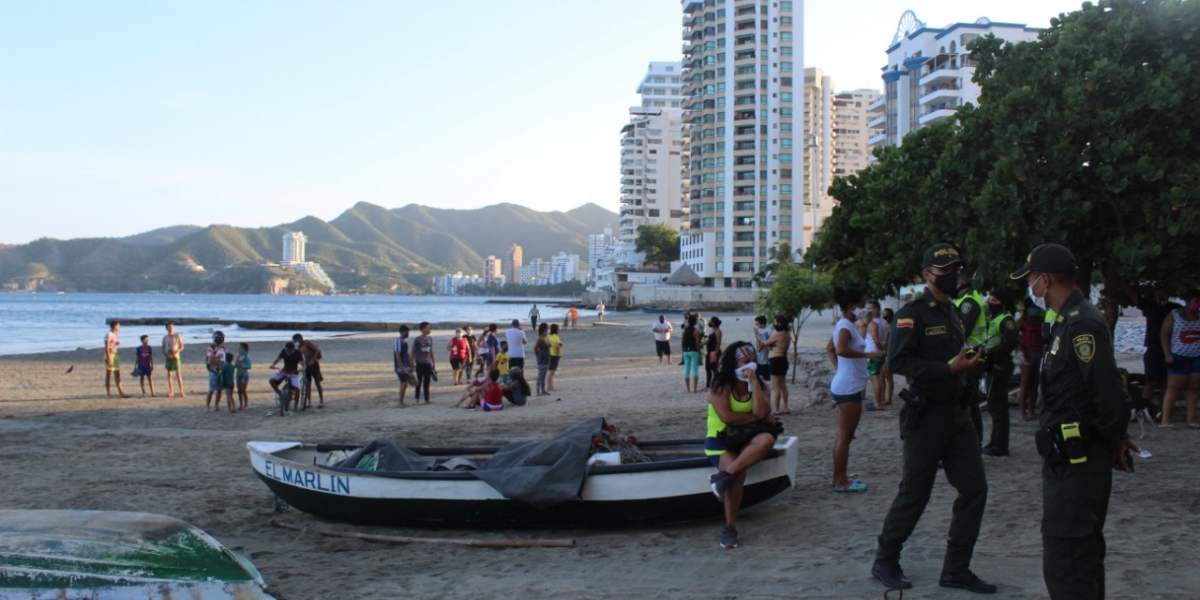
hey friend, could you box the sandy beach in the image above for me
[1,310,1196,599]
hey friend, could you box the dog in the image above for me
[1130,395,1156,440]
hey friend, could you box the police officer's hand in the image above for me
[948,346,981,374]
[1114,438,1140,473]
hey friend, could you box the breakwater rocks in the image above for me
[107,317,397,332]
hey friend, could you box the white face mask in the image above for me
[853,307,868,320]
[1028,275,1047,310]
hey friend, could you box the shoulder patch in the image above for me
[1056,315,1066,323]
[1004,320,1016,330]
[928,301,937,308]
[1073,334,1096,362]
[960,303,973,315]
[896,318,915,329]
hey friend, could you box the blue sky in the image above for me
[0,0,1085,244]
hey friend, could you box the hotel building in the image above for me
[868,11,1040,149]
[618,62,687,245]
[678,0,803,288]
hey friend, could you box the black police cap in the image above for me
[922,243,963,269]
[1009,243,1077,279]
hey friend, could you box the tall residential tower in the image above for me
[678,0,803,288]
[617,62,687,245]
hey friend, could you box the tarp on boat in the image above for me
[469,417,606,509]
[335,440,437,472]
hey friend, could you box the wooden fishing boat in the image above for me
[0,510,276,600]
[248,436,799,527]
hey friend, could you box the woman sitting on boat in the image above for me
[705,342,779,549]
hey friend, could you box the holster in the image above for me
[898,387,927,439]
[1035,423,1088,467]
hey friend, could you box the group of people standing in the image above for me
[392,319,564,408]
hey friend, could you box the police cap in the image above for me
[1009,243,1077,279]
[922,243,963,269]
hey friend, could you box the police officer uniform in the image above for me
[1010,244,1131,600]
[982,290,1019,456]
[872,243,994,594]
[955,285,989,443]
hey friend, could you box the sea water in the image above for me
[0,293,582,356]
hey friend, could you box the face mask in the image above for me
[853,308,868,320]
[932,272,959,296]
[1028,275,1047,310]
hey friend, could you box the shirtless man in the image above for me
[161,322,186,397]
[293,334,325,409]
[104,321,130,398]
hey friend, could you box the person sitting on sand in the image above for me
[705,343,780,549]
[503,366,531,406]
[453,372,489,408]
[477,370,505,412]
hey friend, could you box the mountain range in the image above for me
[0,202,617,294]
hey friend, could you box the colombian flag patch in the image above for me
[896,318,914,329]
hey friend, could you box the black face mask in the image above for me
[774,324,786,331]
[932,272,959,296]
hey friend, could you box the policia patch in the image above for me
[1073,334,1096,362]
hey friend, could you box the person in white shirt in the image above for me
[652,315,674,365]
[505,319,528,371]
[865,300,890,411]
[825,286,884,493]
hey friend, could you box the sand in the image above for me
[1,311,1197,599]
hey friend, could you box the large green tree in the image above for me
[812,0,1200,323]
[758,265,833,380]
[635,223,681,263]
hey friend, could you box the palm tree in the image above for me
[752,242,801,284]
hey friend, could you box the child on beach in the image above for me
[131,334,156,397]
[453,372,490,408]
[220,353,237,413]
[495,342,511,384]
[235,342,251,412]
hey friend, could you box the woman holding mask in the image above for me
[760,315,793,415]
[704,342,779,548]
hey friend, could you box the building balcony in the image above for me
[918,86,961,107]
[868,96,886,113]
[868,132,887,146]
[919,67,962,87]
[919,105,957,126]
[867,114,886,129]
[683,0,702,14]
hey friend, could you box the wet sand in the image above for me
[1,311,1196,599]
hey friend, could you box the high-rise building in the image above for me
[503,244,523,286]
[281,232,306,265]
[618,62,687,245]
[868,11,1040,149]
[678,0,803,288]
[801,67,833,250]
[588,227,615,271]
[483,255,502,287]
[833,88,883,178]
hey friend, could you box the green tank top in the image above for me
[706,392,754,439]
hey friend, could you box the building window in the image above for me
[780,215,792,225]
[780,62,793,72]
[779,153,792,163]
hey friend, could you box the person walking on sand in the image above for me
[871,243,992,594]
[652,315,674,365]
[596,300,605,323]
[161,322,185,397]
[528,304,541,332]
[293,334,325,409]
[569,305,579,329]
[413,322,436,404]
[104,321,130,398]
[131,334,156,397]
[534,322,550,395]
[682,314,702,393]
[447,328,469,385]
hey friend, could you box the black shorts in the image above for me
[756,362,771,382]
[1144,345,1168,382]
[769,356,789,377]
[655,340,671,357]
[305,362,323,383]
[549,356,561,371]
[450,358,464,370]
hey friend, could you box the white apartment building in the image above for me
[833,88,883,178]
[618,62,687,245]
[482,255,502,287]
[520,260,549,286]
[281,232,306,265]
[433,272,482,295]
[868,11,1040,149]
[678,0,803,287]
[548,252,583,284]
[587,227,615,272]
[801,67,833,250]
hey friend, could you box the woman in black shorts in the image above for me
[762,315,792,414]
[704,317,723,392]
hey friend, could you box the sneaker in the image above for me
[981,445,1010,457]
[718,525,738,548]
[939,569,997,594]
[871,560,912,589]
[709,471,734,502]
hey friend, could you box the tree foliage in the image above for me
[635,223,681,263]
[752,242,801,283]
[758,265,833,379]
[811,0,1200,321]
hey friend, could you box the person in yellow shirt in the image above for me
[495,342,511,384]
[548,324,564,392]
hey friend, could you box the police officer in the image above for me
[954,272,989,443]
[981,289,1019,456]
[872,243,996,594]
[1010,243,1137,600]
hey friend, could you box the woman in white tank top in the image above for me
[824,287,884,492]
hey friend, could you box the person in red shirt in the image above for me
[447,328,470,385]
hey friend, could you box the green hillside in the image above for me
[0,202,617,294]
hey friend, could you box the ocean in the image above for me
[0,293,583,356]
